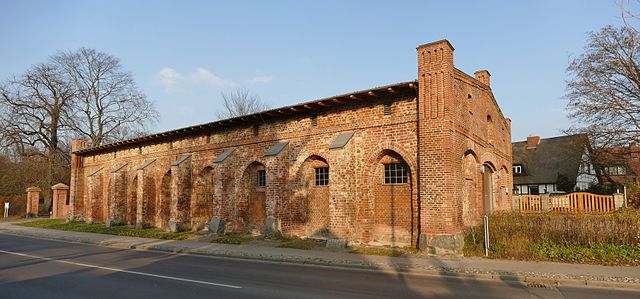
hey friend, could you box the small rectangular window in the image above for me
[512,165,522,174]
[384,163,408,184]
[383,103,391,115]
[253,124,259,136]
[618,166,627,176]
[311,115,318,127]
[604,166,627,176]
[315,167,329,186]
[257,170,266,187]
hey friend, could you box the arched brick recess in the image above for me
[237,161,267,234]
[90,173,105,223]
[192,166,214,230]
[284,155,330,238]
[141,172,156,227]
[127,175,137,225]
[367,149,416,247]
[157,170,172,229]
[108,172,127,225]
[462,150,482,226]
[359,142,417,246]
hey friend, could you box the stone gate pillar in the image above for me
[26,187,41,217]
[51,183,70,219]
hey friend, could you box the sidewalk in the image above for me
[1,220,639,289]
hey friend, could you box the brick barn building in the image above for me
[68,40,512,254]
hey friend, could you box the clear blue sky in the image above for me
[0,0,633,141]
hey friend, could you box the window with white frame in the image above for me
[384,163,408,184]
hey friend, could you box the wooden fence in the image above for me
[518,195,542,212]
[514,192,617,213]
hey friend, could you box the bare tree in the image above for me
[0,48,157,209]
[216,87,269,119]
[565,25,640,149]
[566,2,640,191]
[56,48,159,147]
[0,61,75,208]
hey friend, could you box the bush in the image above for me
[464,209,640,265]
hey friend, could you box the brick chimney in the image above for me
[474,70,491,87]
[526,135,540,149]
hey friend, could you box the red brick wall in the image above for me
[417,40,512,252]
[69,40,512,253]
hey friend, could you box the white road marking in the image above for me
[0,249,242,289]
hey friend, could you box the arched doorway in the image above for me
[462,151,481,226]
[482,164,494,215]
[239,162,267,234]
[371,150,414,247]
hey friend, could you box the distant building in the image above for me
[512,134,597,195]
[595,144,640,188]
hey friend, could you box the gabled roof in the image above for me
[512,134,588,185]
[74,80,417,155]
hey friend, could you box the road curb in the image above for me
[1,228,639,290]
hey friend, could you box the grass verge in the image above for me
[278,237,325,250]
[17,219,198,240]
[212,234,255,245]
[0,216,22,222]
[351,247,418,257]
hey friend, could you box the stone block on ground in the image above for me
[326,238,347,249]
[264,216,282,239]
[428,232,464,256]
[208,216,226,235]
[167,221,178,232]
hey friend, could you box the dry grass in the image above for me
[464,209,640,265]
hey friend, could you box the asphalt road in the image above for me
[0,234,638,299]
